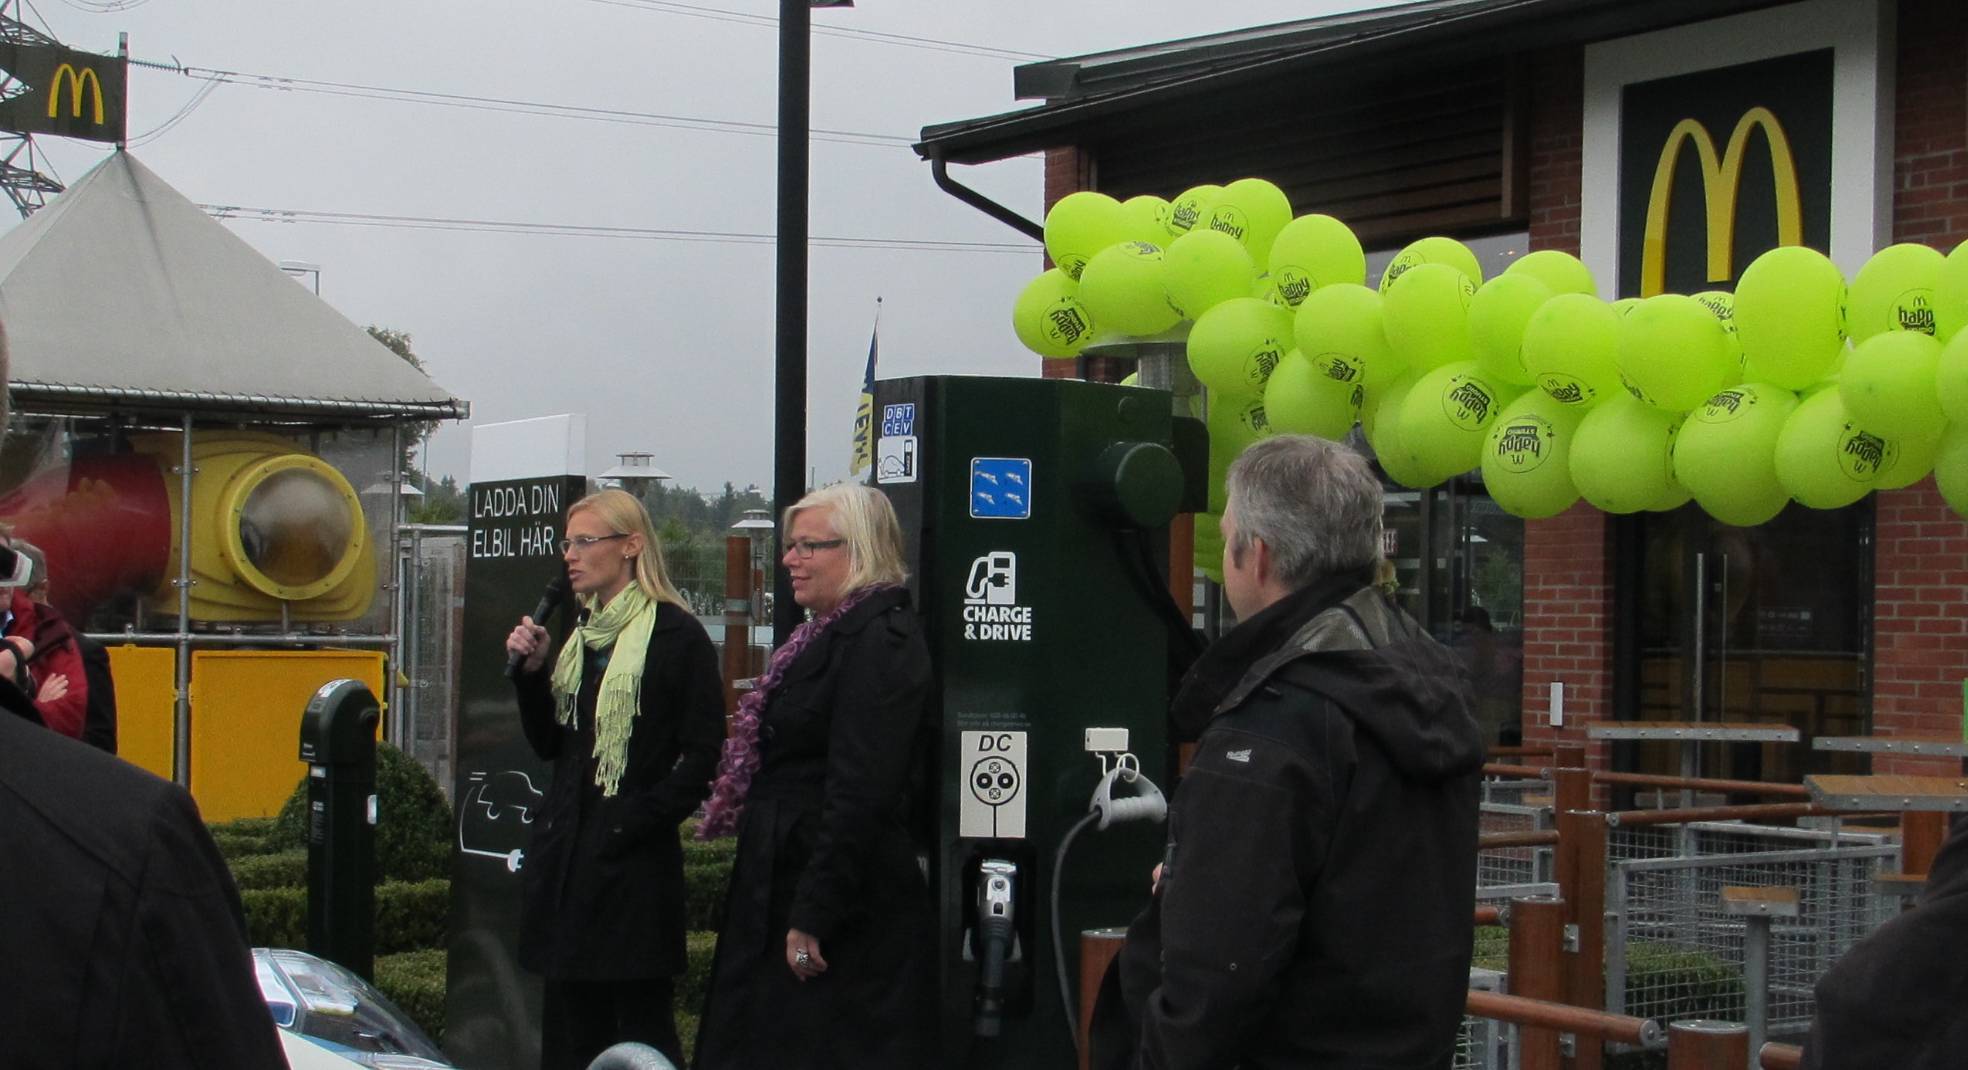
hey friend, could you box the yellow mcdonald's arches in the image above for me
[47,62,105,124]
[1640,106,1803,297]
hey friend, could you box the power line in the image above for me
[130,58,916,148]
[584,0,1051,62]
[199,202,1038,254]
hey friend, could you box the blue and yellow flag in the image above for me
[850,299,880,477]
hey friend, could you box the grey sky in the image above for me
[22,0,1401,493]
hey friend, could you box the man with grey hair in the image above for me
[1094,434,1484,1070]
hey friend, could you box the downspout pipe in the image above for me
[929,156,1045,242]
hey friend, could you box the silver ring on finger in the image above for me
[794,948,811,967]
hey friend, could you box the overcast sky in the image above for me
[23,0,1404,493]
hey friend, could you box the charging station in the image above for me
[873,374,1202,1066]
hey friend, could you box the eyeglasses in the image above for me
[559,533,629,554]
[786,538,845,559]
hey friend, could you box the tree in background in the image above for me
[638,482,772,615]
[367,326,465,525]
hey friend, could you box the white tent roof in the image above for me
[0,152,467,419]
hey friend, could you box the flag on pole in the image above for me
[850,298,881,478]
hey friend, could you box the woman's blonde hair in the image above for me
[785,482,908,592]
[567,488,689,609]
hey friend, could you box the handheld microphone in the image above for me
[505,569,572,678]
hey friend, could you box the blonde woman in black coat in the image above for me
[692,482,935,1069]
[505,489,725,1070]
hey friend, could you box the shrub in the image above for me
[208,817,286,862]
[272,742,453,882]
[242,878,451,956]
[678,930,719,1018]
[228,848,308,891]
[684,862,732,933]
[374,948,447,1046]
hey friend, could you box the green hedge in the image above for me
[375,948,448,1046]
[209,817,286,862]
[228,848,308,891]
[242,878,451,955]
[271,742,454,883]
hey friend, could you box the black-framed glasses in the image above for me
[787,538,845,559]
[559,533,629,554]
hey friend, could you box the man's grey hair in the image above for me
[1225,435,1384,589]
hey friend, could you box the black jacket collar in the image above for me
[1169,567,1372,740]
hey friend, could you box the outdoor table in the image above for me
[1587,721,1800,806]
[1812,733,1968,772]
[1805,774,1968,880]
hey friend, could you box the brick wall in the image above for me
[1517,46,1612,777]
[1871,0,1968,774]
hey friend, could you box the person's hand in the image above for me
[0,636,31,679]
[786,928,828,981]
[504,617,551,674]
[38,672,68,702]
[1151,863,1164,893]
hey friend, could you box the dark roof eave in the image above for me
[12,381,472,421]
[917,0,1796,166]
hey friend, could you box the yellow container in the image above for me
[186,648,386,821]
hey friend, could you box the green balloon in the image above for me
[1611,297,1643,318]
[1188,298,1294,398]
[1938,327,1968,425]
[1265,213,1365,306]
[1876,429,1941,491]
[1937,237,1968,342]
[1264,349,1364,441]
[1366,372,1446,489]
[1672,383,1798,526]
[1042,191,1132,280]
[1617,294,1731,412]
[1839,330,1947,439]
[1504,250,1596,296]
[1383,262,1478,372]
[1935,424,1968,520]
[1774,388,1897,509]
[1380,236,1483,293]
[1164,229,1256,320]
[1692,290,1743,388]
[1206,177,1294,269]
[1010,269,1097,359]
[1078,241,1180,338]
[1481,390,1584,519]
[1846,242,1945,342]
[1522,293,1622,410]
[1294,282,1404,391]
[1167,184,1221,237]
[1122,195,1174,245]
[1193,510,1226,583]
[1468,273,1554,387]
[1399,361,1509,478]
[1569,395,1685,514]
[1735,245,1846,389]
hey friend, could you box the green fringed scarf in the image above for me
[549,585,657,796]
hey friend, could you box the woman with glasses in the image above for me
[693,483,935,1069]
[503,489,725,1070]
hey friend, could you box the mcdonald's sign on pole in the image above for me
[0,42,128,143]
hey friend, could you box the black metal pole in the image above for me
[773,0,810,645]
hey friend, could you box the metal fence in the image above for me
[396,527,466,799]
[1604,823,1898,1042]
[1453,968,1506,1070]
[1478,798,1556,900]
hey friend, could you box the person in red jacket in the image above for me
[6,541,87,739]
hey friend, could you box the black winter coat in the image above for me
[512,598,726,980]
[1801,812,1968,1069]
[0,680,285,1069]
[1093,577,1485,1070]
[693,586,936,1070]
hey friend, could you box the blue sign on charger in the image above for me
[970,458,1032,520]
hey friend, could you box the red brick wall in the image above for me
[1041,148,1093,382]
[1871,0,1968,774]
[1517,46,1613,778]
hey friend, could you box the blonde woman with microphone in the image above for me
[504,489,726,1070]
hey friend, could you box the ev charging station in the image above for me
[873,374,1203,1066]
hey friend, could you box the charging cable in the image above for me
[1051,757,1167,1048]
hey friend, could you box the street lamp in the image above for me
[597,451,673,498]
[774,0,852,645]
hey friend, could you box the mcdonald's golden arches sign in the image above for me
[1617,50,1833,298]
[0,42,127,143]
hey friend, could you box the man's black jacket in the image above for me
[1095,574,1485,1069]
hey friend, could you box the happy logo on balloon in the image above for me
[1273,267,1314,308]
[1696,389,1751,424]
[1837,426,1896,481]
[1493,415,1555,473]
[1208,204,1249,244]
[1246,344,1284,389]
[1044,301,1093,350]
[1441,375,1497,431]
[1539,374,1591,406]
[1898,292,1938,335]
[1313,351,1361,384]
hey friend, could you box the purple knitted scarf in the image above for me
[697,584,895,839]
